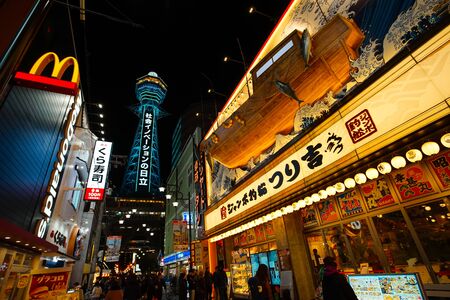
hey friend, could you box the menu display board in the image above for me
[317,199,339,223]
[336,189,364,217]
[347,273,426,300]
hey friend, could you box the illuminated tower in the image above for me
[121,72,167,195]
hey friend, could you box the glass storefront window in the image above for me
[323,226,353,272]
[372,210,432,283]
[306,232,326,270]
[406,199,450,283]
[343,219,383,273]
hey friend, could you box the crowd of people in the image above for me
[83,265,229,300]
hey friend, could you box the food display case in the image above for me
[230,263,253,298]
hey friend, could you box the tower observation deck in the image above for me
[121,72,167,195]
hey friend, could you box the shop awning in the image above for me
[0,218,58,253]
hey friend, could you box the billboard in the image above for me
[173,220,188,252]
[29,272,69,300]
[347,273,426,300]
[105,236,122,262]
[84,141,112,201]
[136,106,154,193]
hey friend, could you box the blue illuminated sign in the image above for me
[163,250,190,265]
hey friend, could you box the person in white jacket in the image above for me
[90,282,103,300]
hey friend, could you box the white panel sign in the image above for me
[84,141,112,201]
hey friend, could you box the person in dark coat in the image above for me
[123,275,141,300]
[153,272,165,300]
[195,270,206,300]
[322,256,358,300]
[215,265,228,300]
[178,272,188,300]
[204,267,213,300]
[248,264,273,300]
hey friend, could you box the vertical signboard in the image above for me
[194,145,207,235]
[84,141,112,201]
[105,236,122,262]
[173,220,188,252]
[137,106,154,193]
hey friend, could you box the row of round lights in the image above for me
[210,134,450,243]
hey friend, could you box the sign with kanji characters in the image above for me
[360,178,396,210]
[428,150,450,189]
[390,164,435,201]
[336,189,364,217]
[29,272,69,299]
[205,69,446,230]
[136,106,154,193]
[345,109,377,143]
[173,220,188,252]
[317,199,339,223]
[84,141,112,201]
[194,148,207,229]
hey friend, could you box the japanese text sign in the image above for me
[84,141,112,201]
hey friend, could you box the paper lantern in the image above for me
[298,199,306,208]
[441,133,450,148]
[326,186,337,196]
[311,193,320,202]
[275,210,282,218]
[292,202,300,211]
[286,205,294,213]
[421,141,440,156]
[335,182,346,193]
[406,149,423,162]
[344,178,356,189]
[377,162,392,174]
[318,190,328,199]
[354,173,367,184]
[304,196,313,205]
[391,156,406,169]
[366,168,379,180]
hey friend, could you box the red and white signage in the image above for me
[84,141,112,201]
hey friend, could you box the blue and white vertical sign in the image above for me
[137,106,154,192]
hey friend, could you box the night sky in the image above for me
[22,0,290,181]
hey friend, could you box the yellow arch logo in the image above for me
[30,52,80,86]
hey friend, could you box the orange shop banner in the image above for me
[29,272,69,299]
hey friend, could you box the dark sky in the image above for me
[23,0,290,181]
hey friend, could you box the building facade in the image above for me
[201,1,450,299]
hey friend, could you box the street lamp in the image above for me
[161,170,193,269]
[249,6,275,23]
[207,89,227,98]
[223,56,244,65]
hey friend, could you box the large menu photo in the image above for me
[347,273,426,300]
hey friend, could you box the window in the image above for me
[406,199,450,283]
[323,225,353,271]
[372,211,433,283]
[343,219,383,273]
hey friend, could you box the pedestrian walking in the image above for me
[204,267,213,300]
[90,282,103,300]
[178,272,188,300]
[187,269,197,300]
[105,279,123,300]
[321,256,358,300]
[195,270,206,300]
[248,264,273,300]
[214,266,227,300]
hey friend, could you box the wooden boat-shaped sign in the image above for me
[207,15,364,169]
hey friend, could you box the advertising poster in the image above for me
[317,199,339,223]
[264,221,275,238]
[105,236,122,262]
[347,273,425,300]
[300,207,318,227]
[390,164,435,201]
[428,150,450,189]
[360,178,396,210]
[29,272,69,300]
[255,225,266,242]
[336,189,364,218]
[247,227,256,244]
[173,220,188,252]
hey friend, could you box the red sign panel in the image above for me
[346,109,377,143]
[29,272,69,299]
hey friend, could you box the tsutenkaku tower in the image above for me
[121,72,167,195]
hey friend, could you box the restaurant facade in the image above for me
[201,1,450,299]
